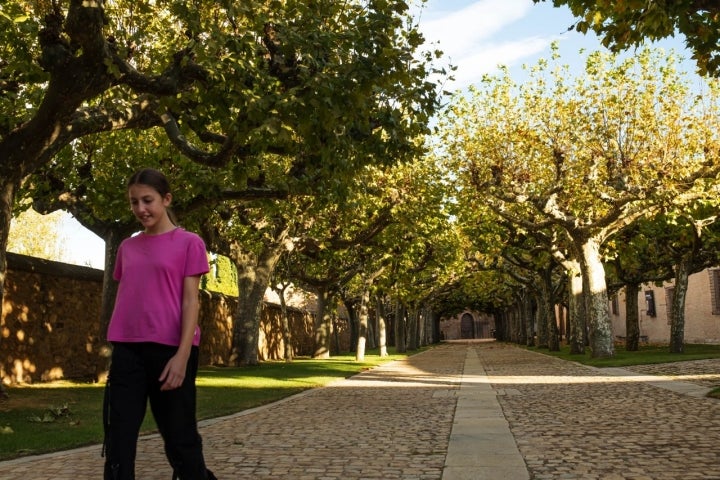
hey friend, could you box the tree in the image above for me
[603,217,675,351]
[646,206,720,353]
[1,0,442,368]
[290,197,394,359]
[7,206,66,261]
[439,46,720,357]
[367,158,462,351]
[198,199,295,365]
[269,266,295,362]
[537,0,720,75]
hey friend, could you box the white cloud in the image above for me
[421,0,533,52]
[418,0,561,89]
[448,36,553,87]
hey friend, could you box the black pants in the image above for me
[103,342,209,480]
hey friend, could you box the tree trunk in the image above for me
[343,297,359,353]
[407,308,419,350]
[0,1,139,396]
[394,303,406,353]
[375,295,388,357]
[0,0,121,392]
[356,286,370,361]
[567,267,585,354]
[557,305,567,344]
[506,305,514,342]
[510,304,520,343]
[230,242,285,365]
[430,309,441,344]
[0,179,17,399]
[366,308,377,350]
[99,229,124,342]
[278,286,294,362]
[578,236,615,358]
[493,310,504,341]
[417,307,427,347]
[540,270,560,351]
[547,306,560,351]
[516,290,529,346]
[233,267,266,365]
[313,288,332,358]
[524,295,535,347]
[624,283,641,351]
[332,311,342,355]
[670,254,692,353]
[535,290,549,349]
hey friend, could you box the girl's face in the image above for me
[128,183,173,234]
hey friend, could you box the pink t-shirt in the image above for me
[107,228,210,346]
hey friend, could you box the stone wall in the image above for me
[609,267,720,344]
[197,290,351,366]
[440,309,495,340]
[1,253,349,385]
[1,253,105,384]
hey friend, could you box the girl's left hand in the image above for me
[159,354,188,391]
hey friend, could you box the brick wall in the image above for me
[1,253,348,385]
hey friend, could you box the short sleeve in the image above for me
[185,234,210,277]
[113,242,125,281]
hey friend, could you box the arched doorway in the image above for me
[460,313,474,339]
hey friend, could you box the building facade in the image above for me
[609,267,720,344]
[440,310,496,340]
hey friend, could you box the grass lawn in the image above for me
[0,350,409,461]
[526,342,720,368]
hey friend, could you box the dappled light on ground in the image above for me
[461,372,720,385]
[349,370,719,388]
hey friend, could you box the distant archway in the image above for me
[460,313,474,339]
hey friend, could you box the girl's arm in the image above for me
[159,274,202,391]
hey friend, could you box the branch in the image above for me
[114,47,208,95]
[159,112,240,166]
[328,206,394,249]
[181,188,291,213]
[34,99,163,167]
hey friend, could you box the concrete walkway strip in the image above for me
[442,347,530,480]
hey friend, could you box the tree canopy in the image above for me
[4,1,720,364]
[0,0,445,360]
[538,0,720,76]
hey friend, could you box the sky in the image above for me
[417,0,696,90]
[59,0,698,269]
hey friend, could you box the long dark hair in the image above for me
[128,168,177,225]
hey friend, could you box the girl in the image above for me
[103,168,216,480]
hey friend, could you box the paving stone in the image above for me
[1,341,719,479]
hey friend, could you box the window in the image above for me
[710,269,720,315]
[610,295,619,315]
[644,290,656,317]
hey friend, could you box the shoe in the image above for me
[171,469,217,480]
